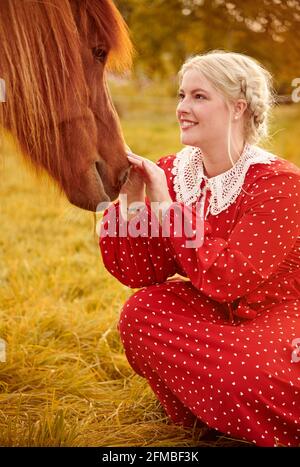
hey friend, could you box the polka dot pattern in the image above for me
[100,152,300,447]
[119,281,300,447]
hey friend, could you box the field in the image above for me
[0,82,299,446]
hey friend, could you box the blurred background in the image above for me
[116,0,300,95]
[112,0,300,163]
[0,0,299,447]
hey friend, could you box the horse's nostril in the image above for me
[95,161,104,178]
[119,167,130,187]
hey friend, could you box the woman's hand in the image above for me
[126,151,172,205]
[126,151,173,224]
[118,162,146,221]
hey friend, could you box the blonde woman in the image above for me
[100,51,300,447]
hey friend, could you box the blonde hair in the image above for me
[179,50,275,145]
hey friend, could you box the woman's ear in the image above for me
[233,99,248,120]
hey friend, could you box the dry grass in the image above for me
[0,137,220,447]
[0,91,299,446]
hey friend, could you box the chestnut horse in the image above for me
[0,0,132,211]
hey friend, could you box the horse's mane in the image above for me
[0,0,132,186]
[77,0,132,71]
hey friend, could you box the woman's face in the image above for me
[176,69,231,148]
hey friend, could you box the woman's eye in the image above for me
[92,47,107,63]
[177,93,206,100]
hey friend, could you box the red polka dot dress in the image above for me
[99,143,300,447]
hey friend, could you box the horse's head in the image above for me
[0,0,133,211]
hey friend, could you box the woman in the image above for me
[99,50,300,447]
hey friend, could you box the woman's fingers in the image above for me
[127,152,155,166]
[127,154,142,162]
[127,156,143,171]
[126,150,141,158]
[127,154,149,169]
[127,155,144,167]
[127,156,155,183]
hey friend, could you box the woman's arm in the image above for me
[99,199,178,288]
[99,156,179,288]
[162,171,300,303]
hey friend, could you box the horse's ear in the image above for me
[76,0,134,72]
[105,0,134,72]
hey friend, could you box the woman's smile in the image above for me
[179,119,199,130]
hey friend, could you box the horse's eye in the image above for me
[92,47,107,63]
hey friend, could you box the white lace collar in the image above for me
[171,143,277,216]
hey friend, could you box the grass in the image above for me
[0,82,299,446]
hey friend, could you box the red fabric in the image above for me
[99,154,300,446]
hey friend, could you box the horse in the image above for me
[0,0,133,211]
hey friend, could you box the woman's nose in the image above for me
[177,99,189,114]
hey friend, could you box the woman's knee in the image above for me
[118,281,174,347]
[118,287,150,344]
[119,282,170,325]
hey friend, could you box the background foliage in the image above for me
[115,0,300,94]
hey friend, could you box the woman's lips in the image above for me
[180,120,198,130]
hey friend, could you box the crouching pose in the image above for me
[100,50,300,447]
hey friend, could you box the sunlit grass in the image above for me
[0,83,299,446]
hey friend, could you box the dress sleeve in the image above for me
[99,156,178,288]
[162,171,300,303]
